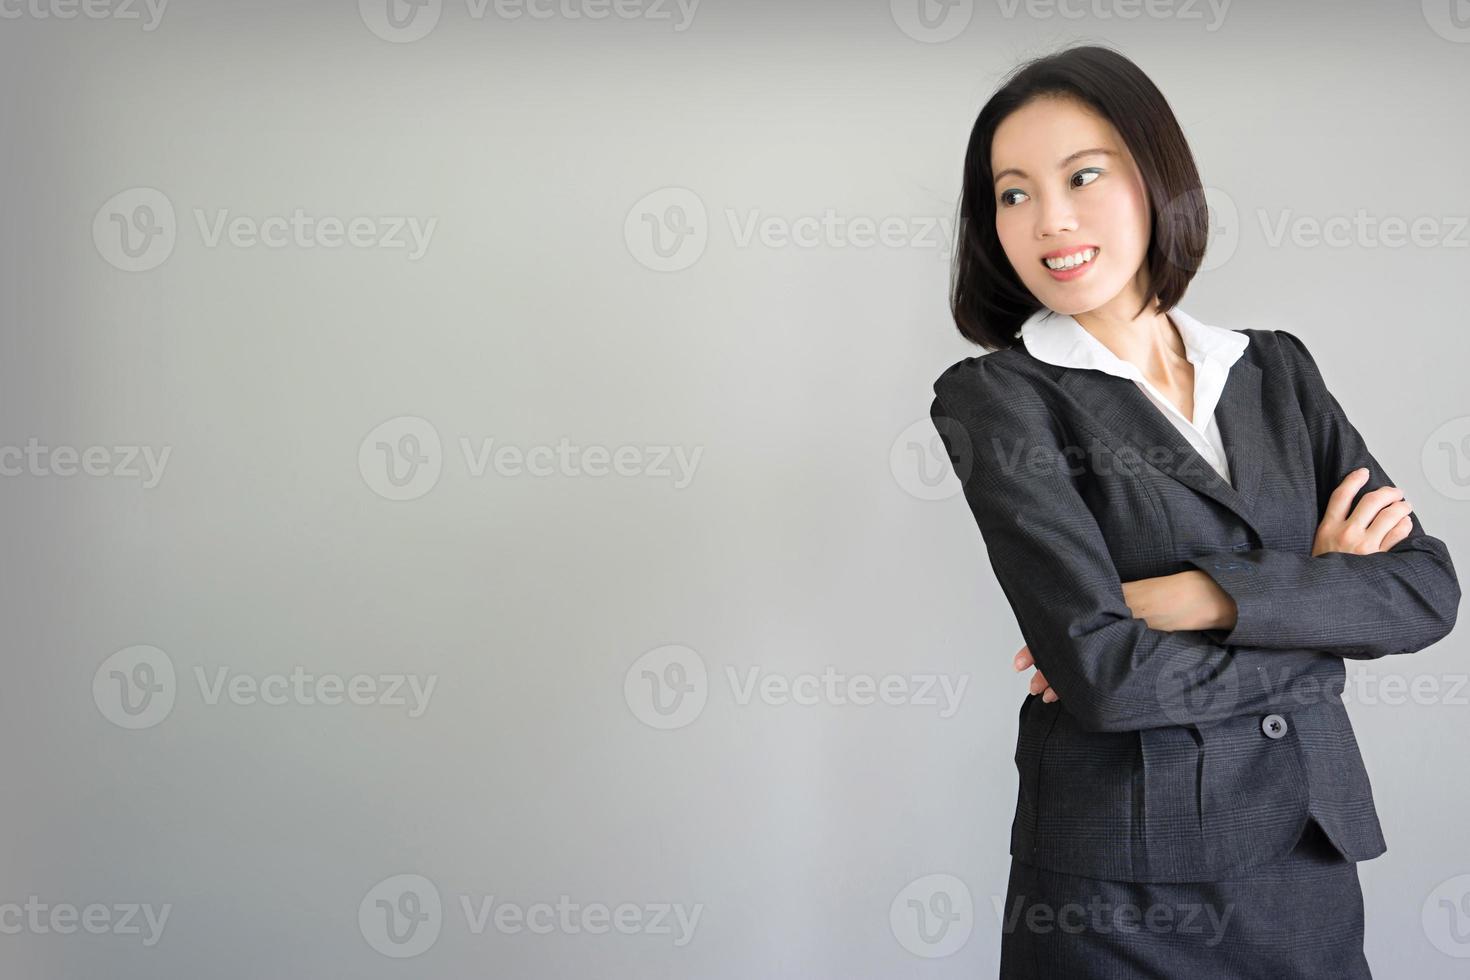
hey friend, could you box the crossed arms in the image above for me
[930,330,1460,733]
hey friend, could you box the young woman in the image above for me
[929,45,1460,978]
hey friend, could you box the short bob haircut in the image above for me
[951,44,1210,350]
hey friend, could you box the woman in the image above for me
[929,45,1460,978]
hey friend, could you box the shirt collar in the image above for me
[1017,306,1248,380]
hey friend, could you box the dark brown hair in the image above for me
[951,44,1209,350]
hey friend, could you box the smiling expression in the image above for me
[990,95,1154,316]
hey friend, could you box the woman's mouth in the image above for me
[1041,246,1100,281]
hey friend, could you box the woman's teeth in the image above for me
[1043,247,1098,270]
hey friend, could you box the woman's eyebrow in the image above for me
[993,147,1114,185]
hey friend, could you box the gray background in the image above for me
[2,0,1469,976]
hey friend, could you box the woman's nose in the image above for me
[1034,196,1078,240]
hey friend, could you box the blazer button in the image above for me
[1262,714,1289,739]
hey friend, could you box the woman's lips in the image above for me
[1041,246,1099,282]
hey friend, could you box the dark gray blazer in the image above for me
[929,326,1460,883]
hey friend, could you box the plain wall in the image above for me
[2,1,1468,976]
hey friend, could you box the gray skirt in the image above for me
[998,818,1372,979]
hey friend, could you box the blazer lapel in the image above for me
[1055,358,1265,537]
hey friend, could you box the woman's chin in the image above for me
[1031,283,1111,317]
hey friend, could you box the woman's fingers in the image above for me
[1347,484,1405,531]
[1381,514,1414,551]
[1364,498,1413,548]
[1323,467,1371,523]
[1014,645,1059,700]
[1315,470,1418,556]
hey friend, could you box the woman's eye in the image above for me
[1072,168,1102,188]
[999,189,1027,208]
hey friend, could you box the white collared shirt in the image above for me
[1017,307,1250,485]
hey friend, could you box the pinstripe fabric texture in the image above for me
[930,324,1460,884]
[998,818,1372,979]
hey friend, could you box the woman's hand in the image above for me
[1013,644,1058,702]
[1312,467,1414,556]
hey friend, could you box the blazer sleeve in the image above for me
[1180,329,1461,659]
[932,358,1336,734]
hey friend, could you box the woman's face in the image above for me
[990,95,1153,317]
